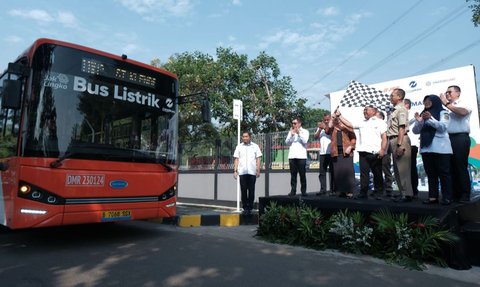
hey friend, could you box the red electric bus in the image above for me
[0,38,178,229]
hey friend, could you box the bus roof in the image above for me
[14,38,178,79]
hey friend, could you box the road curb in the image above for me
[150,213,258,227]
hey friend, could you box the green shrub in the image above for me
[329,209,373,254]
[258,202,330,248]
[295,204,330,249]
[257,203,459,270]
[371,209,459,270]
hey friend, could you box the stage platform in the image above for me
[258,192,480,269]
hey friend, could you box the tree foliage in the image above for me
[153,52,221,144]
[467,0,480,26]
[154,48,327,143]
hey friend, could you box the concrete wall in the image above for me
[178,171,320,203]
[177,173,215,200]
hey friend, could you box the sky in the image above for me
[0,0,479,110]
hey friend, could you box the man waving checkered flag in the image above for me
[339,80,391,112]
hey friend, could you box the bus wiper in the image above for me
[131,150,173,171]
[50,151,76,168]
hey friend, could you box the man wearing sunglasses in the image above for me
[440,85,472,202]
[286,117,310,196]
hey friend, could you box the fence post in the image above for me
[265,133,272,197]
[214,138,221,200]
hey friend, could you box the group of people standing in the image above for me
[310,86,472,205]
[232,85,472,214]
[286,86,472,205]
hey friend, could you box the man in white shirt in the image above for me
[285,117,310,196]
[233,131,262,214]
[440,85,472,202]
[338,105,388,199]
[314,114,335,195]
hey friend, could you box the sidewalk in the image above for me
[150,202,259,227]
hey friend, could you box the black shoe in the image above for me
[422,199,439,205]
[316,191,325,196]
[338,192,347,198]
[288,192,296,196]
[394,196,412,203]
[441,199,451,206]
[354,193,368,200]
[301,192,308,197]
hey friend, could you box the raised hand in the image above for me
[422,111,432,120]
[414,112,423,122]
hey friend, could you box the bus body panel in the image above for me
[62,199,175,226]
[9,192,176,229]
[4,159,177,229]
[1,157,19,227]
[11,197,65,228]
[18,161,177,199]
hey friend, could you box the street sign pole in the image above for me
[233,99,243,213]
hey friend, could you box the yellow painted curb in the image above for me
[220,214,240,226]
[178,215,201,227]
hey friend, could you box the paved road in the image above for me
[0,221,478,287]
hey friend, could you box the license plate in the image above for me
[66,174,105,186]
[101,210,131,221]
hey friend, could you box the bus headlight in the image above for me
[19,184,31,194]
[31,191,42,199]
[159,186,176,201]
[18,181,65,205]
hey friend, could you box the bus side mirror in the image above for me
[201,99,211,123]
[1,79,22,109]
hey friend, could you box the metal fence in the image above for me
[178,129,320,171]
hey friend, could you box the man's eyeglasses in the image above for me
[446,91,453,94]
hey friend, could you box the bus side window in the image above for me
[0,73,21,158]
[0,108,19,158]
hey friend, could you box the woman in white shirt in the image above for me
[412,95,453,205]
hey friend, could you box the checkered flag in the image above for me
[339,80,391,112]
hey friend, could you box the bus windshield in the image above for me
[22,43,178,165]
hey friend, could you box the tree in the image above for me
[247,51,300,133]
[467,0,480,26]
[299,103,329,129]
[156,48,317,141]
[154,52,221,144]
